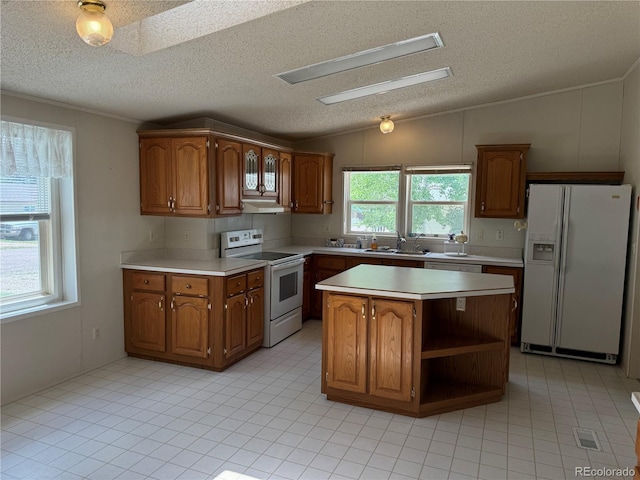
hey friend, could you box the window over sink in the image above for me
[342,164,471,239]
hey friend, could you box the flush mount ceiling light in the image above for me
[277,33,443,84]
[317,67,453,105]
[76,0,114,47]
[379,116,394,134]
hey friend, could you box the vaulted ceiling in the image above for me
[1,1,639,140]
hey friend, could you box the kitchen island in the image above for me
[317,264,515,417]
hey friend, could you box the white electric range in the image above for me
[220,229,304,347]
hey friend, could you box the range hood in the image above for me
[242,199,286,214]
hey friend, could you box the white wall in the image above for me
[0,93,165,404]
[292,81,624,251]
[619,61,640,379]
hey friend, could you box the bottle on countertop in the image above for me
[371,234,378,250]
[356,237,362,249]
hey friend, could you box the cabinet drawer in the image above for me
[247,269,264,290]
[316,255,346,270]
[132,272,166,292]
[172,275,208,296]
[227,274,247,297]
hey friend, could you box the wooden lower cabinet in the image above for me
[130,291,166,353]
[302,256,312,320]
[123,267,264,371]
[322,291,511,417]
[482,265,523,345]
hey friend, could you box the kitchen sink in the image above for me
[363,248,430,256]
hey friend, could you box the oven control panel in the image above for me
[221,228,264,251]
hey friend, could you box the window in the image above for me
[343,166,400,234]
[342,165,471,238]
[0,119,77,318]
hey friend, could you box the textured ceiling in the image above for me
[1,1,639,141]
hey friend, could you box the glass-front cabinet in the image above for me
[242,143,279,198]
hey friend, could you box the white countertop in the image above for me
[121,257,267,276]
[269,245,523,268]
[633,392,640,415]
[316,264,515,300]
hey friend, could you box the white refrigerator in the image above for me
[520,184,631,364]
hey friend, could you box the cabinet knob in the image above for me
[144,279,149,284]
[186,284,191,289]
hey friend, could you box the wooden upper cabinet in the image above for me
[215,138,243,215]
[292,153,334,214]
[172,137,209,216]
[242,143,279,198]
[140,138,172,215]
[475,144,529,218]
[140,134,209,217]
[279,151,292,211]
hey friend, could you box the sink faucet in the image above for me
[396,231,406,251]
[413,233,426,252]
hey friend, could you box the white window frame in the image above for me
[342,164,471,240]
[342,166,402,236]
[0,118,79,322]
[405,165,472,239]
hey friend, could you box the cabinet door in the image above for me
[140,138,172,215]
[326,294,367,394]
[475,146,527,218]
[242,144,261,197]
[293,154,324,213]
[261,148,279,198]
[369,298,414,402]
[246,287,264,348]
[215,139,243,215]
[225,294,247,358]
[172,137,209,216]
[131,292,166,352]
[482,265,522,345]
[171,296,209,358]
[279,152,292,210]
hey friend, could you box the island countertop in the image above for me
[316,264,515,300]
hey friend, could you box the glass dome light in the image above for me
[379,116,395,134]
[76,0,113,47]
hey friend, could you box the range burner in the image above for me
[239,251,298,262]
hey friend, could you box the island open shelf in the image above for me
[317,264,514,417]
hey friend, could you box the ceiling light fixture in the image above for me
[76,0,114,47]
[277,33,443,84]
[317,67,453,105]
[379,116,394,134]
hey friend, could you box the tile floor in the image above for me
[1,320,638,480]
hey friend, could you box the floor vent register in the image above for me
[572,427,601,451]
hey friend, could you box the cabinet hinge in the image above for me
[216,205,220,211]
[516,206,520,214]
[208,204,211,213]
[224,348,227,355]
[411,387,415,399]
[207,347,211,356]
[520,152,523,161]
[215,141,218,149]
[208,303,212,310]
[325,372,329,381]
[206,140,210,148]
[413,307,417,318]
[224,303,228,310]
[130,295,133,301]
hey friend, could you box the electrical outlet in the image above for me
[496,230,504,241]
[456,297,466,311]
[322,225,330,233]
[184,231,191,241]
[149,230,156,242]
[476,230,483,240]
[92,327,101,340]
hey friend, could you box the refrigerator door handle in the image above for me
[554,186,571,346]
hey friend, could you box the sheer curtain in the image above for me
[1,120,72,178]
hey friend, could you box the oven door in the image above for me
[270,257,304,320]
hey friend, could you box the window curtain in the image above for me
[1,120,72,178]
